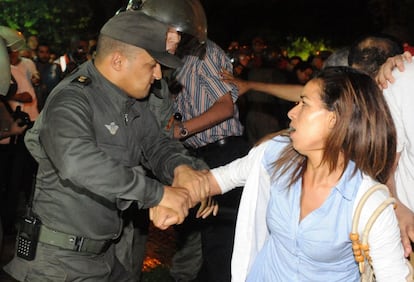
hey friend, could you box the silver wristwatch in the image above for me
[174,113,188,137]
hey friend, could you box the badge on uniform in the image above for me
[71,75,91,85]
[105,122,119,135]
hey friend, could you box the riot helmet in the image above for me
[0,26,26,52]
[0,38,10,96]
[0,26,24,96]
[128,0,207,44]
[126,0,207,59]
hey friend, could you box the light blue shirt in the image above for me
[247,139,362,282]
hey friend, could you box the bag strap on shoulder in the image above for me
[350,183,396,275]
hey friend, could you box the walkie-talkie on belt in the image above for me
[16,172,41,261]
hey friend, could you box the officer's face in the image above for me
[120,49,162,99]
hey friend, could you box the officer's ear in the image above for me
[110,51,123,71]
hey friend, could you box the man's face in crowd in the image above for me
[37,45,51,63]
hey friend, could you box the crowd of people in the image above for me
[1,0,414,281]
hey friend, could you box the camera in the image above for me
[13,106,33,128]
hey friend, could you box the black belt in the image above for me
[38,225,111,254]
[206,136,239,146]
[186,136,246,153]
[213,136,243,146]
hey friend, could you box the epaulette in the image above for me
[71,75,91,86]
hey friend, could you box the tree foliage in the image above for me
[286,36,332,61]
[0,0,94,54]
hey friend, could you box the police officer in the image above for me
[3,11,210,281]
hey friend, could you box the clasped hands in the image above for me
[150,165,219,230]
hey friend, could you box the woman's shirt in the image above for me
[212,135,408,282]
[247,139,361,281]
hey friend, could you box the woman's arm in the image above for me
[207,170,223,196]
[208,141,270,196]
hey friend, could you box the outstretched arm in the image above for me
[220,69,302,102]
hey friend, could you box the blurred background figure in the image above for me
[285,55,302,72]
[307,50,332,71]
[285,61,314,85]
[34,41,63,111]
[26,35,39,60]
[55,35,89,76]
[249,36,267,69]
[227,40,240,54]
[230,45,251,79]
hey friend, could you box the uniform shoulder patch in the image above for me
[71,75,91,86]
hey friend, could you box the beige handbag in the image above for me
[350,183,413,281]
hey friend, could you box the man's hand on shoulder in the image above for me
[376,51,413,89]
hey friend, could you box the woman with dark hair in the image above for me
[207,66,411,281]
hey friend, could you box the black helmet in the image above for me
[127,0,207,44]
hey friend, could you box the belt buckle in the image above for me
[73,237,85,252]
[101,240,112,253]
[217,138,226,146]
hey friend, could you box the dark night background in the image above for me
[90,0,414,49]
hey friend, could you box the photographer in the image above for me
[0,78,35,234]
[1,69,36,238]
[1,29,34,257]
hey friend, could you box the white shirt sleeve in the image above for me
[211,141,271,282]
[211,142,268,194]
[354,178,410,282]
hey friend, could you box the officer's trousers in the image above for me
[4,242,133,281]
